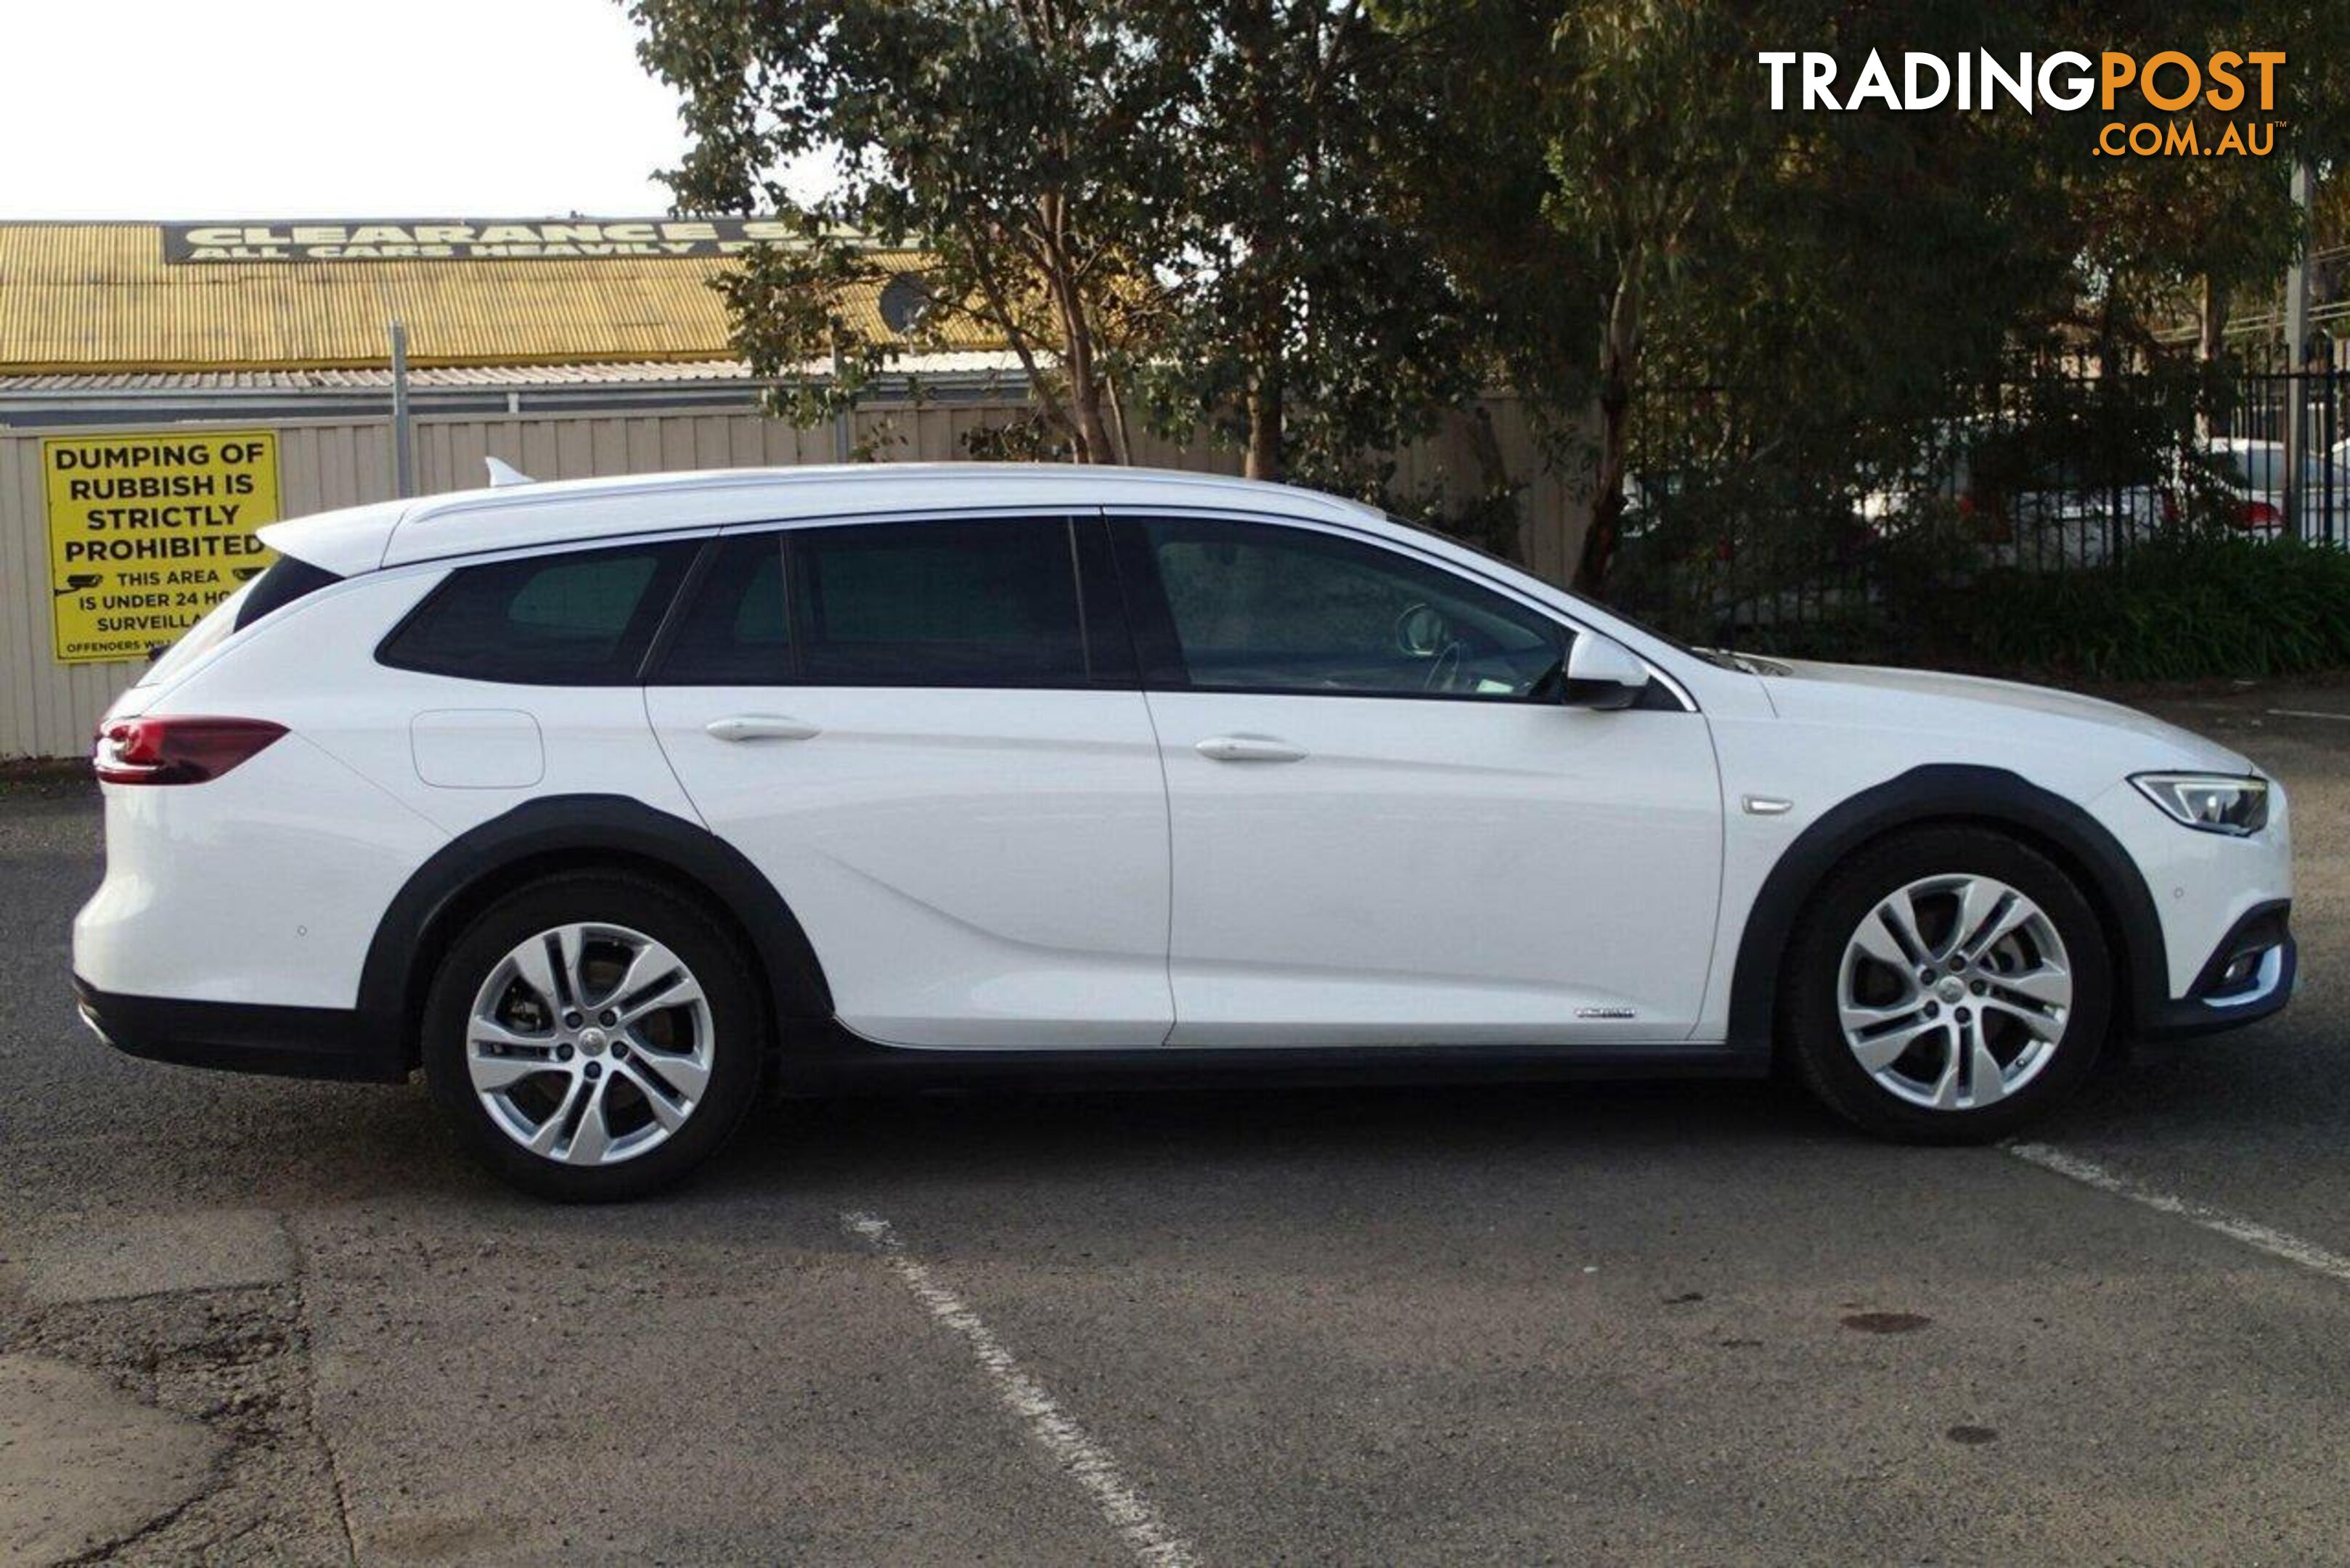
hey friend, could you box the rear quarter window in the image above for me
[234,555,343,630]
[378,540,696,685]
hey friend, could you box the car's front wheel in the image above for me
[421,873,763,1200]
[1782,825,2113,1142]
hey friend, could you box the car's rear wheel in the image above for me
[421,873,762,1200]
[1782,825,2113,1142]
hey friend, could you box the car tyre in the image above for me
[1782,825,2112,1143]
[422,872,764,1201]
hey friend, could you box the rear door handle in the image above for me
[1194,735,1307,764]
[706,715,822,743]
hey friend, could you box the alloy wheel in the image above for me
[465,922,716,1166]
[1837,873,2073,1111]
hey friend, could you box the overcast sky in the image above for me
[0,0,714,219]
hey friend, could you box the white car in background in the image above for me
[73,466,2296,1199]
[1855,420,2170,565]
[2205,436,2350,539]
[1863,428,2349,563]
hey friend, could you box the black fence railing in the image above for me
[1602,362,2350,655]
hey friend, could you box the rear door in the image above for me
[645,513,1174,1049]
[1113,511,1723,1048]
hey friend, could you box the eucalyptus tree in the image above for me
[1127,0,1480,491]
[630,0,1488,505]
[631,0,1189,462]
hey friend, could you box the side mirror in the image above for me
[1560,632,1649,710]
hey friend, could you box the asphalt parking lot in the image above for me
[5,682,2350,1564]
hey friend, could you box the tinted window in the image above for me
[792,517,1087,685]
[1136,517,1562,699]
[234,555,342,631]
[656,535,793,684]
[379,540,694,684]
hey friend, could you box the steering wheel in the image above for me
[1421,638,1465,693]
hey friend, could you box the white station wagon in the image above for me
[74,465,2294,1199]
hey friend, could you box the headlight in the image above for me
[2130,772,2269,836]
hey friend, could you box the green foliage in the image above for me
[630,0,1493,499]
[1641,537,2350,683]
[1965,539,2350,683]
[1402,0,2350,590]
[1127,0,1481,487]
[630,0,1187,462]
[630,0,2350,603]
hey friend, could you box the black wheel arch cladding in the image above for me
[372,775,2166,1074]
[359,793,834,1069]
[1726,764,2168,1054]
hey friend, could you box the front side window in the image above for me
[1131,517,1563,699]
[378,539,695,685]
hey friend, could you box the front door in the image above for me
[646,515,1173,1049]
[1113,513,1723,1048]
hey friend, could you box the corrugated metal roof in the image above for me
[0,223,980,374]
[0,351,1027,395]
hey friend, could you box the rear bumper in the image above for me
[73,976,408,1084]
[2137,899,2298,1040]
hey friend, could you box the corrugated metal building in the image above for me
[0,221,968,370]
[0,219,1024,757]
[0,219,1586,759]
[0,219,1000,425]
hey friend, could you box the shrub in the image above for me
[1957,538,2350,682]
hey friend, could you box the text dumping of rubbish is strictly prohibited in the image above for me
[44,431,281,663]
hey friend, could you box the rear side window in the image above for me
[656,534,793,684]
[142,553,346,689]
[791,517,1088,686]
[379,540,695,685]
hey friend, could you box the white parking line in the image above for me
[2268,708,2350,723]
[841,1212,1199,1568]
[2006,1143,2350,1286]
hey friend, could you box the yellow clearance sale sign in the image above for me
[44,430,281,663]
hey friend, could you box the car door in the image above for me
[645,514,1174,1049]
[1112,511,1723,1048]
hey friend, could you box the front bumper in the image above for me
[73,976,408,1083]
[2137,899,2298,1040]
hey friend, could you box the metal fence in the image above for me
[0,395,1599,758]
[1604,361,2350,653]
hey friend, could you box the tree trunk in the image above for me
[1574,391,1632,593]
[2196,273,2227,364]
[1246,369,1283,481]
[1236,0,1284,485]
[1572,283,1641,595]
[2195,274,2228,441]
[1068,371,1114,465]
[1054,284,1115,464]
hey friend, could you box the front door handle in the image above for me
[706,715,822,743]
[1195,735,1307,764]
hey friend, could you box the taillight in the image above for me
[92,716,286,785]
[2236,499,2282,531]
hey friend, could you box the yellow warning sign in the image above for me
[44,431,281,663]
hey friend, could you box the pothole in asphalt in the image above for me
[1840,1310,1933,1334]
[2,1279,351,1561]
[0,1353,224,1564]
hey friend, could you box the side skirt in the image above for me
[774,1024,1770,1097]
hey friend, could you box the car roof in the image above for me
[260,462,1386,575]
